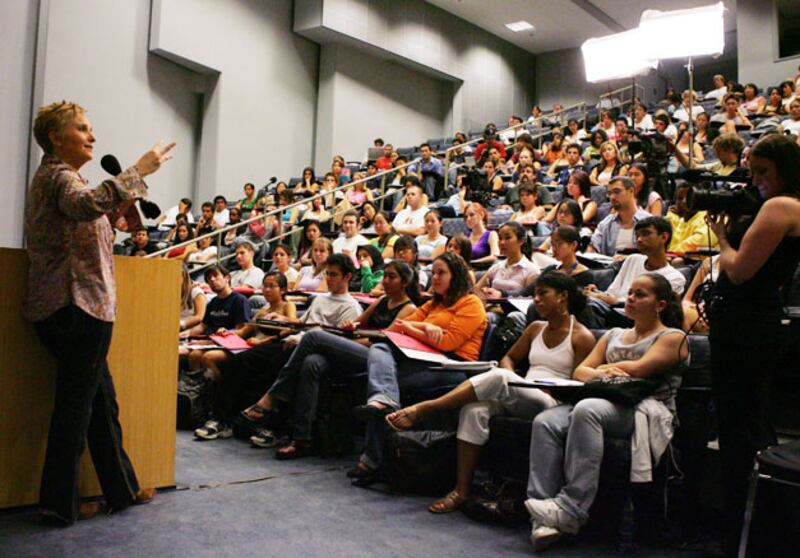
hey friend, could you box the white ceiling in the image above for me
[424,0,737,55]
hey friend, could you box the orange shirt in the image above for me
[404,294,487,361]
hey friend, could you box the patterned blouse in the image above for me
[24,154,147,323]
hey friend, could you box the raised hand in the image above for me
[136,140,176,177]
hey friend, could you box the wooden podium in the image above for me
[0,249,180,509]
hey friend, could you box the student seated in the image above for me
[415,209,448,260]
[666,181,719,255]
[444,235,476,286]
[356,245,385,293]
[590,177,651,257]
[241,261,421,455]
[222,207,248,246]
[157,197,194,230]
[193,272,296,440]
[181,265,251,363]
[212,195,230,227]
[511,183,547,226]
[125,227,157,256]
[586,217,686,325]
[779,98,800,135]
[547,144,585,187]
[179,265,206,332]
[165,223,196,260]
[537,200,588,255]
[628,163,663,216]
[333,210,369,267]
[672,132,744,176]
[267,244,300,289]
[681,255,718,333]
[710,94,753,132]
[296,237,332,292]
[589,141,627,187]
[229,240,265,290]
[525,273,688,552]
[384,271,596,512]
[545,170,595,225]
[464,202,499,265]
[185,226,218,266]
[474,222,539,300]
[369,211,399,260]
[295,220,323,268]
[392,178,428,237]
[539,226,591,286]
[232,254,362,426]
[196,201,222,231]
[350,253,488,478]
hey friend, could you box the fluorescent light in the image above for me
[581,28,657,83]
[505,21,535,33]
[639,2,725,60]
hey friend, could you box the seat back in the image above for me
[478,322,497,362]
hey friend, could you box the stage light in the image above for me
[639,1,726,60]
[580,28,657,83]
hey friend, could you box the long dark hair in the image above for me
[630,162,652,208]
[374,211,395,245]
[356,244,385,271]
[555,199,584,229]
[432,252,473,307]
[297,220,321,258]
[393,235,418,266]
[384,260,423,306]
[498,221,531,258]
[569,170,592,198]
[750,133,800,197]
[447,234,473,262]
[536,270,587,315]
[263,271,288,301]
[643,273,684,329]
[302,166,316,186]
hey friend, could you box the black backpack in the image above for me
[176,370,213,430]
[383,430,456,495]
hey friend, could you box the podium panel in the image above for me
[0,249,180,508]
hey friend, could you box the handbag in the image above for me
[574,376,661,406]
[384,430,456,495]
[461,479,529,526]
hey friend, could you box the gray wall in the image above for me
[738,0,799,88]
[0,0,38,248]
[315,44,451,167]
[150,0,320,201]
[296,0,536,163]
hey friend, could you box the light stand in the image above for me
[687,56,694,168]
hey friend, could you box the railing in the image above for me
[598,84,646,113]
[145,157,422,273]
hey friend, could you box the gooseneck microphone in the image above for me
[100,154,161,219]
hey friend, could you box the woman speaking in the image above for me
[706,133,800,553]
[25,101,174,525]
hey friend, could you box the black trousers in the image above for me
[709,307,782,546]
[34,305,140,523]
[216,342,288,423]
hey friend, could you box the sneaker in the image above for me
[194,420,232,440]
[530,520,562,553]
[524,498,581,535]
[249,428,277,448]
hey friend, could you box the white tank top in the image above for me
[525,317,576,381]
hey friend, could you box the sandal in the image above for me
[428,490,465,514]
[385,405,421,432]
[275,441,315,461]
[353,402,393,422]
[240,403,272,423]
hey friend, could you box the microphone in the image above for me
[100,154,122,176]
[100,153,161,218]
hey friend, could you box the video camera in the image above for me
[628,130,671,164]
[680,169,761,216]
[460,168,493,207]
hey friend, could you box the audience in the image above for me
[666,181,719,254]
[229,240,265,290]
[590,177,651,256]
[386,271,595,512]
[526,273,687,551]
[415,209,447,260]
[296,237,332,292]
[333,210,369,267]
[392,179,428,236]
[351,253,487,478]
[474,222,539,300]
[464,202,500,265]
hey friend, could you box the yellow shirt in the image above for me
[667,210,719,254]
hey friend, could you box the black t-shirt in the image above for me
[203,292,251,332]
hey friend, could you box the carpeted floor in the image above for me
[0,432,698,558]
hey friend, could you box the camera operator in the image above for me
[704,133,800,555]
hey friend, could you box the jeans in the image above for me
[216,342,287,422]
[527,399,634,524]
[34,305,140,523]
[361,343,465,468]
[268,330,369,441]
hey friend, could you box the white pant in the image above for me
[457,368,559,446]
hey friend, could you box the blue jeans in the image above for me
[361,343,465,468]
[268,330,369,440]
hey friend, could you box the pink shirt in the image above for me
[484,256,540,295]
[24,154,147,322]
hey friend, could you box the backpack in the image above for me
[176,369,214,430]
[384,430,456,495]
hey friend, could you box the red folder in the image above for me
[209,333,251,352]
[384,331,448,363]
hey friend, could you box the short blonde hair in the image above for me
[33,101,86,154]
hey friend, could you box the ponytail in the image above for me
[644,273,684,329]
